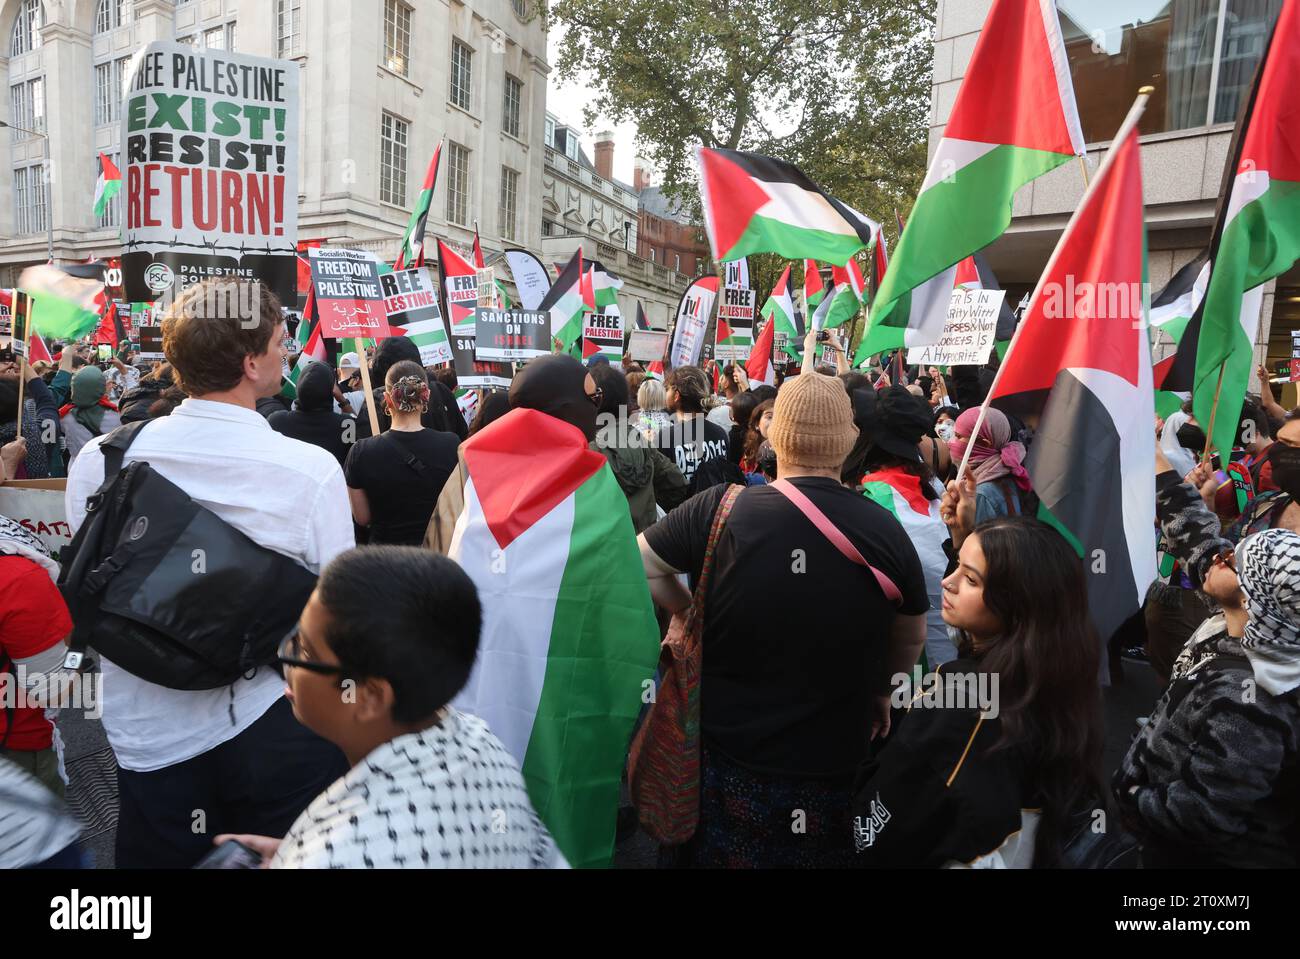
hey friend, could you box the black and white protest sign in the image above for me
[474,308,551,361]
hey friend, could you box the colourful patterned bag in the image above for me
[629,484,743,845]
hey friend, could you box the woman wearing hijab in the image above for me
[424,354,605,552]
[1157,408,1203,481]
[59,365,122,467]
[947,407,1031,524]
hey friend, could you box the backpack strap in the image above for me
[770,478,903,606]
[97,420,151,488]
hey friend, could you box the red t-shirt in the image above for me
[0,555,73,751]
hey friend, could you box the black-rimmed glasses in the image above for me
[276,625,346,677]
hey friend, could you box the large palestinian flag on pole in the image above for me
[856,0,1085,364]
[761,264,800,362]
[395,142,444,269]
[1178,1,1300,459]
[697,148,878,265]
[989,100,1154,646]
[447,408,660,868]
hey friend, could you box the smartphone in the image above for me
[193,839,264,870]
[97,344,113,362]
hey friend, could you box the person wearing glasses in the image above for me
[214,547,565,868]
[1113,445,1300,868]
[344,361,459,546]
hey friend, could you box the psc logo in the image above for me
[144,263,175,294]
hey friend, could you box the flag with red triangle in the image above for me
[990,104,1154,646]
[746,312,778,387]
[396,143,444,269]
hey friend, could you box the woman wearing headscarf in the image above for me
[58,365,122,468]
[947,407,1031,524]
[1157,408,1202,481]
[424,354,603,553]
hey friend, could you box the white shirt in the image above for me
[706,399,735,431]
[66,398,355,772]
[271,710,567,869]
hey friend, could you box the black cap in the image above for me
[873,386,930,463]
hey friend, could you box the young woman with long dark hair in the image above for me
[739,398,774,475]
[852,494,1105,868]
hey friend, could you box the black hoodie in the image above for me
[267,360,356,466]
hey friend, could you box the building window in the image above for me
[512,0,528,17]
[379,112,409,207]
[200,23,236,50]
[95,63,115,126]
[14,165,47,235]
[499,167,519,242]
[96,153,122,228]
[95,0,133,33]
[9,78,45,140]
[276,0,303,58]
[384,0,412,77]
[1064,0,1283,140]
[450,41,473,110]
[502,74,523,138]
[544,116,555,147]
[10,0,42,56]
[446,141,470,226]
[542,219,557,237]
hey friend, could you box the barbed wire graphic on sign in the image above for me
[122,236,296,257]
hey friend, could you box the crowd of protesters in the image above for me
[2,276,1298,870]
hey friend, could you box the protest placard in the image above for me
[582,311,624,364]
[120,42,299,305]
[137,325,165,359]
[504,249,552,310]
[669,278,719,369]
[905,289,1005,368]
[474,308,551,362]
[715,287,756,362]
[627,330,669,363]
[382,268,452,365]
[0,480,72,564]
[310,248,392,340]
[477,267,497,308]
[450,333,512,389]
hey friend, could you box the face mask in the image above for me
[936,422,955,442]
[1268,444,1300,500]
[1176,423,1207,453]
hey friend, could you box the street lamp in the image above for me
[0,120,54,263]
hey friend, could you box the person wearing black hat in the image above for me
[855,387,956,666]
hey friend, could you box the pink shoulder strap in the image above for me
[770,479,903,607]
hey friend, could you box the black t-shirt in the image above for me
[643,477,929,779]
[344,428,460,545]
[267,409,356,467]
[653,414,729,485]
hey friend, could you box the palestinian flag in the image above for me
[436,239,479,336]
[990,106,1154,646]
[697,147,878,265]
[869,231,890,303]
[288,290,328,391]
[540,250,587,354]
[803,260,826,310]
[1180,2,1300,459]
[447,407,660,868]
[856,0,1085,364]
[93,153,122,219]
[761,264,801,363]
[861,466,949,656]
[633,301,650,331]
[396,142,444,269]
[1150,252,1209,415]
[17,262,107,341]
[953,256,981,290]
[746,314,779,388]
[91,299,127,347]
[823,260,867,329]
[589,261,623,313]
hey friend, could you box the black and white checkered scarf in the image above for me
[1238,528,1300,696]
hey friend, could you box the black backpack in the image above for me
[58,420,319,690]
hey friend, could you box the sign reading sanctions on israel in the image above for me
[905,289,1005,368]
[475,308,550,361]
[121,42,300,306]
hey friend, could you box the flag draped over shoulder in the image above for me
[696,148,878,265]
[396,143,444,269]
[989,108,1154,646]
[447,408,660,868]
[856,0,1085,363]
[1181,1,1300,458]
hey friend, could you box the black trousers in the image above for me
[114,697,348,869]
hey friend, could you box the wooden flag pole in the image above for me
[14,291,33,439]
[1078,155,1092,189]
[355,337,381,435]
[1199,361,1228,467]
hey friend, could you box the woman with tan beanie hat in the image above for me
[639,368,930,867]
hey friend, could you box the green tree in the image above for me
[547,0,935,305]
